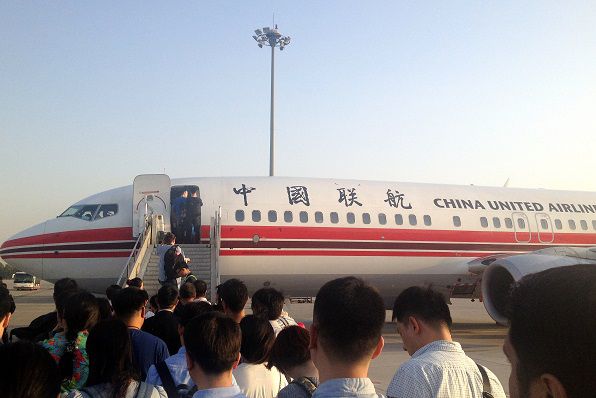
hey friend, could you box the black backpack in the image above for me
[164,245,185,280]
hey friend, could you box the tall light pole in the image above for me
[253,25,291,177]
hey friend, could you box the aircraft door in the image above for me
[512,212,531,243]
[132,174,171,237]
[171,185,203,244]
[535,213,554,243]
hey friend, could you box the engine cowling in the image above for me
[481,248,596,325]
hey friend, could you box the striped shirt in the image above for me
[387,340,506,398]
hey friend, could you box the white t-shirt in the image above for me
[233,363,288,398]
[269,315,297,336]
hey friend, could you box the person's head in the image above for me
[157,284,179,309]
[268,326,311,375]
[504,264,596,398]
[177,301,214,344]
[59,291,100,382]
[126,277,143,289]
[251,287,285,320]
[180,282,197,303]
[0,285,15,335]
[86,319,137,395]
[392,286,452,355]
[0,341,61,398]
[216,278,248,316]
[184,312,241,376]
[105,284,122,302]
[239,315,275,365]
[181,190,188,198]
[311,277,385,368]
[112,287,149,323]
[96,297,113,321]
[53,278,78,303]
[149,294,158,313]
[193,279,208,298]
[163,232,176,245]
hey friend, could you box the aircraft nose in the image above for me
[0,221,47,277]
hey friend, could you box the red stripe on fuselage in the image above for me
[219,250,496,257]
[2,251,131,259]
[1,227,133,249]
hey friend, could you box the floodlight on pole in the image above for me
[253,25,291,177]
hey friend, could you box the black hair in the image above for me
[251,288,285,320]
[86,319,138,398]
[149,294,158,311]
[96,297,113,321]
[105,284,122,302]
[184,312,241,375]
[178,301,214,327]
[53,278,78,301]
[217,278,248,313]
[163,232,176,245]
[313,276,385,362]
[157,284,179,309]
[239,314,275,365]
[59,291,100,384]
[392,286,452,329]
[193,279,208,297]
[126,277,143,288]
[0,341,61,398]
[507,264,596,398]
[55,290,78,320]
[267,326,311,373]
[112,287,149,319]
[180,282,197,300]
[0,284,14,320]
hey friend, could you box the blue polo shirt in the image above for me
[129,328,170,380]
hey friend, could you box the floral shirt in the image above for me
[41,330,90,393]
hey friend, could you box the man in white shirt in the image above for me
[185,312,247,398]
[251,287,297,336]
[387,286,505,398]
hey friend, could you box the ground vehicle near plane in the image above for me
[13,271,41,290]
[1,174,595,322]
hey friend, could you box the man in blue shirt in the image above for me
[112,287,170,380]
[184,312,247,398]
[310,277,385,398]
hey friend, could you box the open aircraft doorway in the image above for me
[171,185,203,244]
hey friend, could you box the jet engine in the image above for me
[481,247,596,325]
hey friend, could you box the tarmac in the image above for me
[6,280,511,396]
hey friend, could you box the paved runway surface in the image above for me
[6,280,511,396]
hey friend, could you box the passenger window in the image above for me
[252,210,261,222]
[378,213,387,225]
[268,210,277,222]
[569,220,576,230]
[235,210,245,222]
[300,211,308,223]
[95,204,118,219]
[505,218,513,229]
[409,214,417,226]
[330,212,339,224]
[540,219,548,230]
[453,216,461,227]
[517,218,526,229]
[347,212,355,224]
[315,211,324,224]
[362,213,371,224]
[284,211,293,223]
[493,217,501,229]
[580,220,588,230]
[423,215,431,226]
[555,219,563,230]
[480,217,488,228]
[395,214,403,225]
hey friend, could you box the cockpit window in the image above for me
[58,204,118,221]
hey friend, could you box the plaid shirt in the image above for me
[387,340,506,398]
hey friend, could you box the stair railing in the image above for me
[117,216,153,287]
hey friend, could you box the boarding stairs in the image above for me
[118,211,222,301]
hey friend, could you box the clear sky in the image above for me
[1,1,595,243]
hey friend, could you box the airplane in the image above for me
[1,174,596,323]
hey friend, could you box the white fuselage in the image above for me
[2,176,596,300]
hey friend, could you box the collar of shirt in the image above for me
[412,340,463,359]
[158,308,175,313]
[314,378,378,398]
[192,385,245,398]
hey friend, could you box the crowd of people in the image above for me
[0,262,595,398]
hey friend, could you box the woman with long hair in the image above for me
[41,290,99,394]
[66,319,166,398]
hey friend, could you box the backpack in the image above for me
[164,245,185,280]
